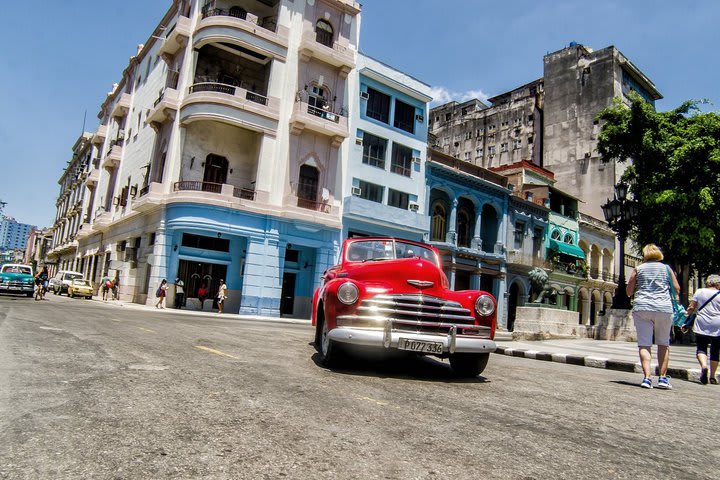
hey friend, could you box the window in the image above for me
[308,85,327,115]
[388,189,409,209]
[488,125,496,132]
[564,233,575,245]
[500,142,508,152]
[362,132,387,169]
[457,209,472,247]
[551,230,561,240]
[464,152,471,160]
[358,180,383,203]
[513,118,522,127]
[390,143,413,177]
[533,228,544,257]
[149,232,156,246]
[181,233,230,252]
[366,88,390,124]
[488,146,496,155]
[476,148,483,158]
[430,202,447,241]
[514,221,525,249]
[297,165,319,209]
[393,99,415,133]
[501,121,509,128]
[315,19,333,47]
[476,128,484,137]
[465,131,472,140]
[513,139,522,150]
[445,113,451,121]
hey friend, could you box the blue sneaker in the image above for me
[640,377,652,389]
[657,376,672,390]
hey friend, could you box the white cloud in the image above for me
[429,86,490,106]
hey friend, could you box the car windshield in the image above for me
[1,266,32,275]
[65,273,83,281]
[345,239,438,265]
[73,280,90,286]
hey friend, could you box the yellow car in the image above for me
[68,279,94,299]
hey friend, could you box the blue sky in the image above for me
[1,0,718,228]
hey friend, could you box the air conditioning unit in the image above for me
[351,186,361,196]
[408,202,420,212]
[355,137,363,146]
[359,91,369,100]
[112,196,120,206]
[117,130,126,140]
[411,156,422,163]
[415,114,424,122]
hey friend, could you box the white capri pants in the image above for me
[633,310,673,347]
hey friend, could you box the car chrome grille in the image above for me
[338,294,490,337]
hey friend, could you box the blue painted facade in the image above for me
[343,54,433,240]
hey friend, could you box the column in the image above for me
[446,197,458,245]
[472,211,482,250]
[240,236,281,316]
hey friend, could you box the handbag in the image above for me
[666,265,687,327]
[681,289,720,331]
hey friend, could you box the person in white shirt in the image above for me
[174,278,185,309]
[217,280,227,314]
[684,274,720,385]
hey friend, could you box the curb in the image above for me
[494,346,702,383]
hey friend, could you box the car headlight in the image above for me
[337,282,359,305]
[475,294,495,316]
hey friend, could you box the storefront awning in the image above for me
[549,239,586,260]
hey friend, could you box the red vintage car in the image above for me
[312,237,497,376]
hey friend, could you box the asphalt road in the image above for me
[1,294,718,479]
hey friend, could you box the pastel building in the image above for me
[72,0,362,317]
[343,54,433,239]
[0,216,35,252]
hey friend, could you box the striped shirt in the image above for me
[632,261,673,313]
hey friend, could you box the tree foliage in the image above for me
[597,94,720,275]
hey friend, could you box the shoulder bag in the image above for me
[666,265,687,327]
[681,289,720,332]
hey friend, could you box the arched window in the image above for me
[431,202,447,242]
[457,210,471,247]
[297,165,319,210]
[564,233,574,245]
[551,229,561,240]
[203,154,228,192]
[315,19,334,47]
[480,204,499,253]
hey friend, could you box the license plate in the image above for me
[397,338,443,354]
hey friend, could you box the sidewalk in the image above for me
[494,334,704,384]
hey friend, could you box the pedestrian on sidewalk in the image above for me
[101,275,112,301]
[155,279,168,308]
[174,278,185,309]
[216,280,227,314]
[684,274,720,385]
[626,243,679,390]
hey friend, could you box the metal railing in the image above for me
[233,187,256,201]
[306,104,341,123]
[189,82,269,106]
[173,181,222,194]
[138,185,150,197]
[200,7,279,33]
[297,197,330,213]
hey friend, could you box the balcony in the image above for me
[174,180,223,194]
[196,7,288,56]
[91,124,107,145]
[84,168,99,188]
[158,15,192,62]
[180,82,280,133]
[102,143,123,171]
[93,209,112,229]
[147,88,180,130]
[507,250,551,269]
[298,26,355,77]
[111,93,131,119]
[289,101,348,147]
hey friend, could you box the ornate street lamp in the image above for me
[601,182,638,309]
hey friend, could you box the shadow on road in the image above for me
[309,346,489,384]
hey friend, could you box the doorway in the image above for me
[508,282,520,332]
[280,272,297,315]
[203,154,229,190]
[178,260,228,309]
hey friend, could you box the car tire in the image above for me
[317,317,340,367]
[53,288,58,295]
[449,352,489,377]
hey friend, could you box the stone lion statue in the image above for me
[528,267,555,303]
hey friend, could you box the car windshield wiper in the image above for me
[362,257,391,263]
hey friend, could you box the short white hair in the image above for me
[706,274,720,288]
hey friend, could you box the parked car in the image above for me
[68,278,94,299]
[312,237,497,376]
[50,270,84,295]
[0,264,35,297]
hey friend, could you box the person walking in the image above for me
[155,279,168,308]
[174,278,185,309]
[216,279,227,314]
[626,243,680,389]
[684,274,720,385]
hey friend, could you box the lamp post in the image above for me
[601,182,639,310]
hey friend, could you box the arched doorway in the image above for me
[203,154,228,191]
[480,204,498,253]
[507,282,522,332]
[315,19,333,47]
[297,164,319,209]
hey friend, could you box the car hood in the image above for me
[0,272,34,281]
[343,258,448,293]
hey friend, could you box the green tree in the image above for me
[597,94,720,298]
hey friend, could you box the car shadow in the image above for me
[309,347,489,384]
[609,380,643,388]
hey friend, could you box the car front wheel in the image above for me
[317,317,340,367]
[449,353,489,377]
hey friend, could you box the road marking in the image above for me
[39,327,64,332]
[357,396,388,406]
[137,327,156,333]
[194,345,240,360]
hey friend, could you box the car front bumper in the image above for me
[0,283,34,293]
[327,326,496,354]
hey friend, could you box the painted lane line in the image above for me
[357,396,388,406]
[194,345,240,360]
[137,327,156,333]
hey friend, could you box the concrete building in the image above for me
[425,148,511,328]
[72,0,362,317]
[429,43,661,221]
[47,133,95,275]
[25,228,53,273]
[343,53,433,240]
[0,216,35,251]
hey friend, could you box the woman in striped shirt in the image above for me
[626,244,680,390]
